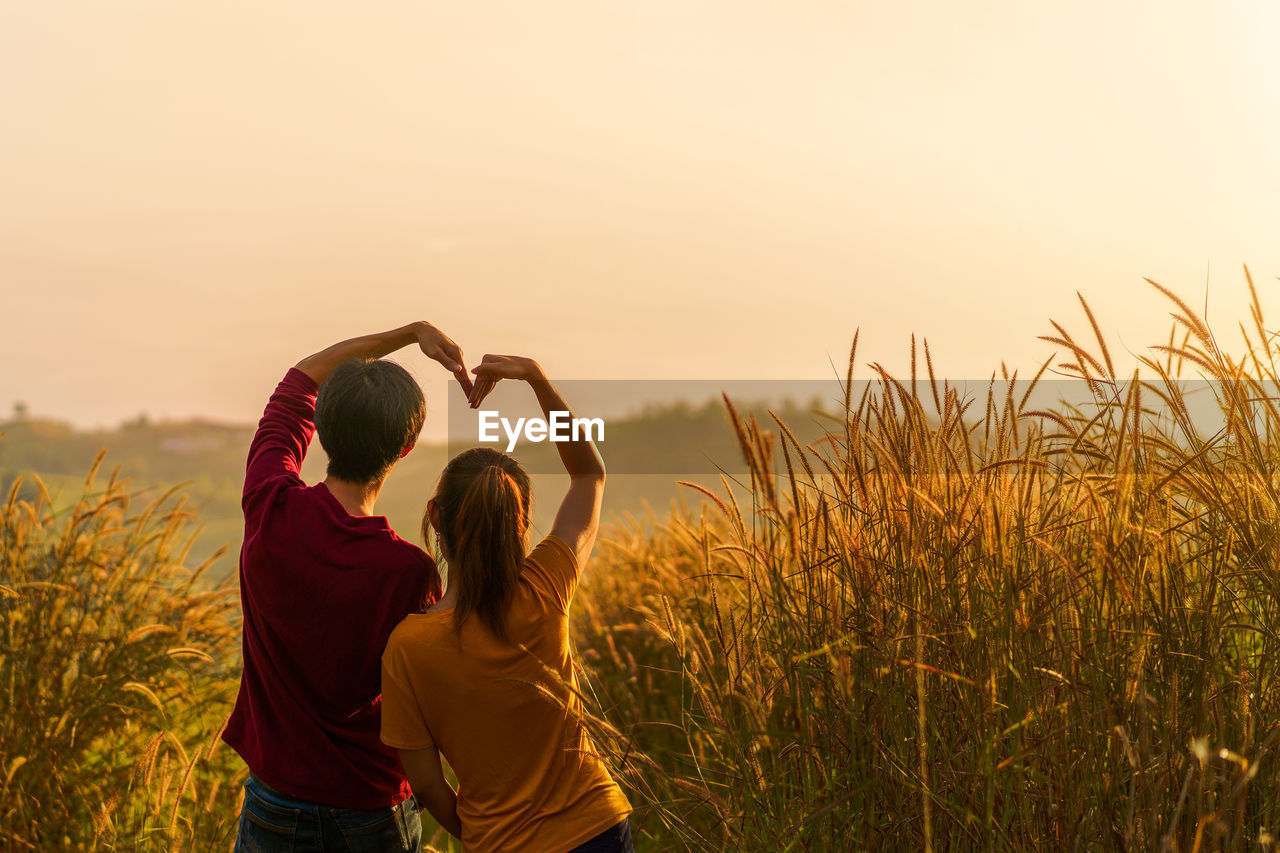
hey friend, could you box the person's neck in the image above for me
[431,583,460,611]
[322,475,384,517]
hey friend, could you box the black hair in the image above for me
[314,358,425,484]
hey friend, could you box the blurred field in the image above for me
[4,276,1280,850]
[0,397,825,578]
[0,457,243,850]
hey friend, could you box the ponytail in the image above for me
[429,448,532,641]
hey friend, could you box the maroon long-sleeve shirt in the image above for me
[222,367,441,808]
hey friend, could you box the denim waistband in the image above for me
[248,773,287,798]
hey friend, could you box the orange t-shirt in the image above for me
[381,535,632,852]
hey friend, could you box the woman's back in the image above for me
[382,535,630,852]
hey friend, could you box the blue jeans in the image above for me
[235,774,422,852]
[567,819,635,853]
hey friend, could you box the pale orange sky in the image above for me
[3,1,1279,431]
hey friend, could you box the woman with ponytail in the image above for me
[380,355,632,853]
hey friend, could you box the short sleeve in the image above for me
[380,630,434,751]
[521,535,580,613]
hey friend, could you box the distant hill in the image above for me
[0,416,252,571]
[0,397,831,580]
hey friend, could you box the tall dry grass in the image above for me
[575,272,1280,851]
[0,452,242,851]
[7,274,1280,852]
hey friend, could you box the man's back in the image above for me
[223,367,440,808]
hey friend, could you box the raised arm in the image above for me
[469,356,605,567]
[244,322,472,499]
[295,321,472,394]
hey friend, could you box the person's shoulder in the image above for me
[384,609,455,665]
[241,473,312,523]
[384,613,429,657]
[520,535,579,610]
[380,535,437,582]
[244,469,305,499]
[384,528,431,558]
[526,534,578,572]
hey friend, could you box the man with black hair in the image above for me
[224,322,470,852]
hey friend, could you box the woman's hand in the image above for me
[468,354,603,562]
[467,355,545,408]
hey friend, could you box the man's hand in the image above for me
[413,323,474,397]
[295,322,476,393]
[467,355,545,408]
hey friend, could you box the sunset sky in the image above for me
[4,1,1279,434]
